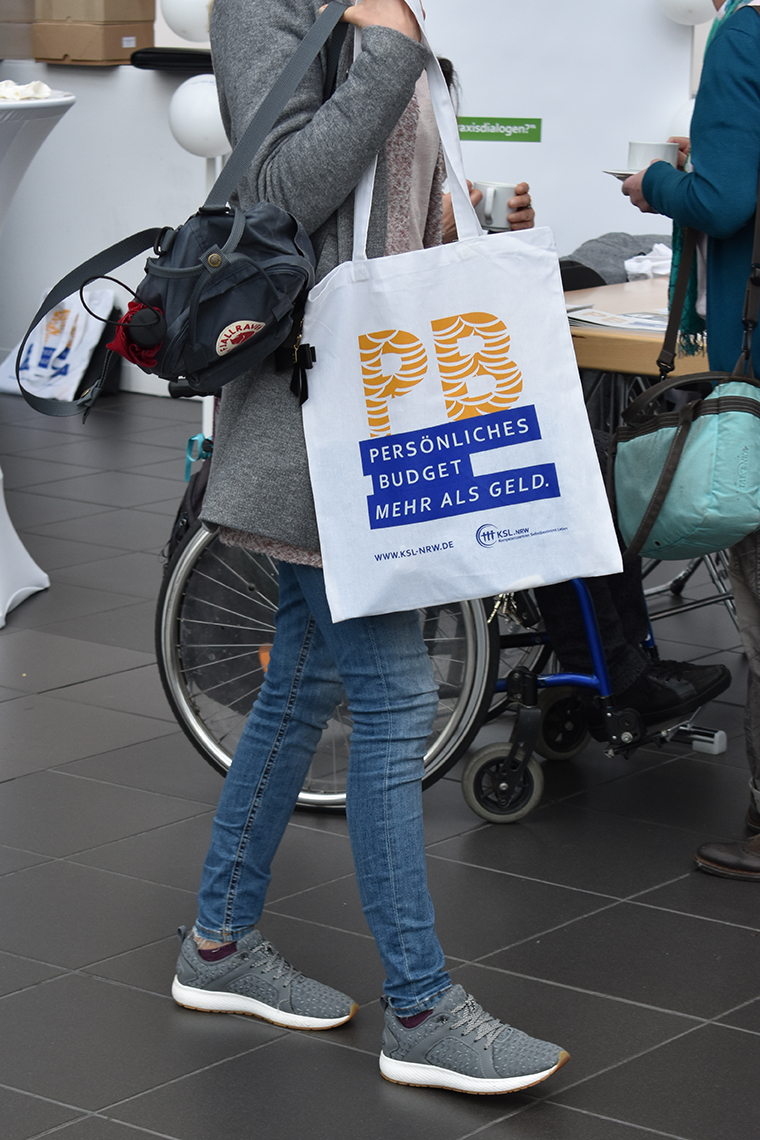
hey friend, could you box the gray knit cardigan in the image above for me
[201,0,429,552]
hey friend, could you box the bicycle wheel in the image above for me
[156,522,499,809]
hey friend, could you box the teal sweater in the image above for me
[643,4,760,373]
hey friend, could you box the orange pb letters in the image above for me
[431,312,523,421]
[360,329,428,437]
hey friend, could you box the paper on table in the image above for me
[567,307,668,332]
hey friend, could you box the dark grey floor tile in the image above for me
[26,508,172,553]
[268,857,612,963]
[651,600,740,653]
[289,805,350,837]
[0,949,65,997]
[554,1023,759,1140]
[42,1117,167,1138]
[0,630,153,693]
[0,1086,80,1140]
[0,861,195,968]
[635,868,760,931]
[131,457,189,481]
[53,550,166,599]
[0,693,176,778]
[0,844,49,876]
[0,455,95,489]
[0,972,281,1112]
[31,470,185,508]
[4,489,109,528]
[139,496,186,518]
[420,768,488,844]
[113,1031,514,1140]
[484,901,760,1019]
[21,437,179,472]
[570,755,751,836]
[121,394,200,422]
[429,803,707,898]
[0,770,208,857]
[56,733,223,804]
[50,664,176,722]
[123,422,209,452]
[1,422,78,455]
[268,821,355,901]
[83,935,180,997]
[37,599,158,653]
[717,996,760,1034]
[509,736,677,807]
[15,532,127,570]
[74,812,214,890]
[1,581,142,632]
[478,1103,678,1138]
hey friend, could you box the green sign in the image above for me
[457,117,542,143]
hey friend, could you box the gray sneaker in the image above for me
[380,984,569,1094]
[172,927,359,1030]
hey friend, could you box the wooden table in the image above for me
[566,277,706,378]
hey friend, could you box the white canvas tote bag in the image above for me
[302,2,622,622]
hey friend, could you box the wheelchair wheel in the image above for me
[461,743,544,823]
[155,522,499,809]
[534,687,591,761]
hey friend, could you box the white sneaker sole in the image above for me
[379,1048,570,1094]
[172,976,359,1030]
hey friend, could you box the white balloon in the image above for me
[169,75,230,158]
[161,0,211,42]
[669,97,696,137]
[657,0,717,25]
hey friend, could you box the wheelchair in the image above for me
[155,520,732,818]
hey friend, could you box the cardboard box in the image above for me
[0,21,34,58]
[33,21,154,64]
[34,0,154,21]
[5,0,35,21]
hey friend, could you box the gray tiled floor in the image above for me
[1,391,757,1139]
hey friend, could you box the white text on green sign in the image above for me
[457,118,542,143]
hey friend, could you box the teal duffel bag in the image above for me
[607,215,760,562]
[608,370,760,561]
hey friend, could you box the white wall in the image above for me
[425,0,694,255]
[0,0,699,361]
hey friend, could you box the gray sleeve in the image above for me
[210,0,429,234]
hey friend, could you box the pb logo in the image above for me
[359,312,522,436]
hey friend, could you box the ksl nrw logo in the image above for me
[216,320,266,356]
[359,311,523,437]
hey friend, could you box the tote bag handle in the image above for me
[352,0,482,261]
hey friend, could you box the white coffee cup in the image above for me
[627,141,679,171]
[472,181,517,232]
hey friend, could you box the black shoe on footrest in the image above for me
[588,659,731,741]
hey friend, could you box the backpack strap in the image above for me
[202,2,348,212]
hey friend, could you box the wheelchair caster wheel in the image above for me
[535,687,590,762]
[461,744,544,823]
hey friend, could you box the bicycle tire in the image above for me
[155,522,499,809]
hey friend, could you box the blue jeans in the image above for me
[196,561,452,1014]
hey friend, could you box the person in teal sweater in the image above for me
[623,0,760,880]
